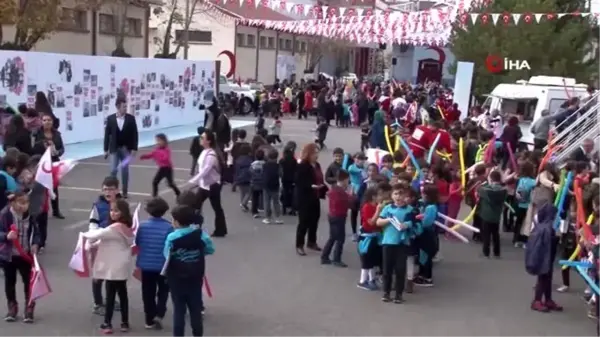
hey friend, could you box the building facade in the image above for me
[148,0,381,84]
[1,0,151,57]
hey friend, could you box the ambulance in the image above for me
[481,76,588,146]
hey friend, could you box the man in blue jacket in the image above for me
[135,197,172,330]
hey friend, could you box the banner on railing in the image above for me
[0,51,217,145]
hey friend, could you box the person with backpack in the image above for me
[525,203,563,313]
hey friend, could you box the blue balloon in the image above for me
[558,260,593,269]
[553,172,573,230]
[342,153,349,170]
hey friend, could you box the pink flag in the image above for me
[52,159,77,181]
[29,255,52,305]
[34,148,55,198]
[68,233,90,278]
[131,203,141,255]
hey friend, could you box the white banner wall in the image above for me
[0,51,216,144]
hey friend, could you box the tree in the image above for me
[449,0,598,97]
[304,36,350,73]
[108,0,131,57]
[0,0,62,51]
[152,0,213,59]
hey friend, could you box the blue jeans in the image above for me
[170,279,204,336]
[109,147,130,195]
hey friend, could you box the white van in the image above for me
[482,76,588,145]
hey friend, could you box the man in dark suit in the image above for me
[103,97,138,198]
[571,138,596,169]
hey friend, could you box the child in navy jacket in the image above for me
[135,197,173,329]
[234,143,253,212]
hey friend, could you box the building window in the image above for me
[284,39,292,51]
[125,18,142,36]
[278,38,284,49]
[301,42,307,53]
[246,34,255,47]
[295,40,300,52]
[267,37,275,49]
[236,33,245,47]
[175,29,211,44]
[99,14,116,34]
[59,8,87,31]
[259,36,267,49]
[99,15,141,36]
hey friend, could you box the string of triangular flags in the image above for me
[460,12,598,26]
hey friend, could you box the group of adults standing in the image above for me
[2,92,65,218]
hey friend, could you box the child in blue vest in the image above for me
[0,155,18,211]
[514,161,537,248]
[88,176,122,315]
[164,205,214,337]
[414,184,439,287]
[376,185,414,303]
[136,197,173,330]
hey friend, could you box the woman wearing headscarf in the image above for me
[369,110,386,150]
[3,115,33,155]
[33,113,66,218]
[294,143,327,255]
[35,92,59,130]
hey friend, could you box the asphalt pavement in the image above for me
[0,117,595,336]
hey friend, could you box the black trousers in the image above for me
[472,213,482,241]
[350,203,360,234]
[170,279,203,336]
[3,256,32,304]
[104,280,129,325]
[481,220,500,257]
[416,230,436,279]
[502,195,515,232]
[251,189,262,215]
[513,207,528,244]
[382,244,408,296]
[141,271,169,325]
[37,212,48,247]
[51,187,60,214]
[92,279,104,305]
[296,201,320,248]
[534,138,547,151]
[152,167,181,197]
[197,183,227,236]
[267,135,282,144]
[280,183,295,212]
[321,216,346,262]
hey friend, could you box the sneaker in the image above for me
[544,300,563,312]
[351,234,359,242]
[405,280,414,293]
[393,295,404,304]
[4,302,17,322]
[357,282,371,290]
[262,218,272,224]
[93,304,105,316]
[144,323,157,330]
[587,309,598,320]
[556,285,569,293]
[153,317,163,330]
[414,278,434,287]
[252,214,261,219]
[321,258,332,265]
[381,293,392,302]
[332,261,348,268]
[120,322,130,332]
[513,242,522,248]
[368,280,379,290]
[274,218,284,224]
[22,305,34,323]
[100,323,113,334]
[530,300,549,312]
[432,254,442,263]
[240,204,249,212]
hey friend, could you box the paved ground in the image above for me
[0,117,596,336]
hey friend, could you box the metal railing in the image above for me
[546,94,600,163]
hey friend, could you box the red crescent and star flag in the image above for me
[34,148,77,198]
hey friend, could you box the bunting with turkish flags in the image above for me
[28,254,52,305]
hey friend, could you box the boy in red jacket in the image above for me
[321,170,354,267]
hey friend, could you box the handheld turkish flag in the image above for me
[131,203,141,255]
[68,232,90,278]
[34,148,55,199]
[29,254,52,305]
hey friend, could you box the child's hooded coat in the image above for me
[525,203,557,276]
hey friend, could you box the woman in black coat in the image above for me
[33,113,65,218]
[35,91,59,130]
[3,115,33,155]
[295,143,327,256]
